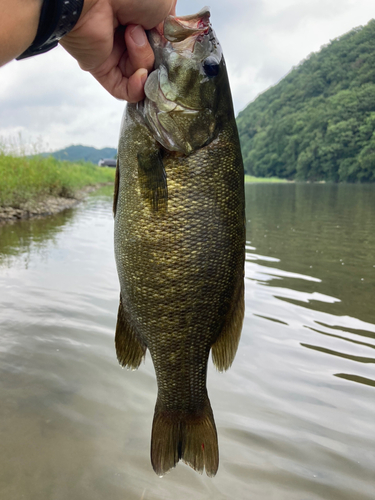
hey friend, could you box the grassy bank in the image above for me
[0,151,289,209]
[0,153,115,208]
[244,175,288,183]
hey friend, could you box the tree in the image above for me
[237,19,375,182]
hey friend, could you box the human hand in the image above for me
[60,0,176,102]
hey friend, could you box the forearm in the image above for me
[0,0,42,66]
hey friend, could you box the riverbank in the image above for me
[0,154,115,223]
[0,152,288,223]
[0,184,114,223]
[245,175,288,183]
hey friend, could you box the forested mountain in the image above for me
[236,19,375,182]
[40,145,117,164]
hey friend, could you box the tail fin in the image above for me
[151,397,219,477]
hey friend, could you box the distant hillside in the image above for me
[41,145,117,164]
[237,19,375,182]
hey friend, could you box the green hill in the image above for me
[236,19,375,182]
[41,145,117,164]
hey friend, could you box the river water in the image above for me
[0,183,374,500]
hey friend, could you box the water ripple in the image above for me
[0,185,374,499]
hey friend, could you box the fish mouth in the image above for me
[147,6,213,71]
[141,7,216,154]
[144,6,216,111]
[149,7,211,51]
[163,7,210,43]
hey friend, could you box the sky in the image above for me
[0,0,374,152]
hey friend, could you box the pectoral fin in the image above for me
[137,150,168,212]
[115,296,147,369]
[211,275,244,371]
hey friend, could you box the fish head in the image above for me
[142,7,226,155]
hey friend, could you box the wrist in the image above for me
[16,0,84,60]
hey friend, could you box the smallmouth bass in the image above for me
[113,7,245,477]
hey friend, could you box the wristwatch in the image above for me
[17,0,84,60]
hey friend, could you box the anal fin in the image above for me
[212,275,244,371]
[115,296,147,369]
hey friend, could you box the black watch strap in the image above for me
[17,0,84,60]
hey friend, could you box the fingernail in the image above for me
[130,25,147,47]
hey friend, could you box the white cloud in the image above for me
[0,45,125,151]
[219,0,374,112]
[0,0,373,150]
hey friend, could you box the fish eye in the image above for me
[203,57,220,78]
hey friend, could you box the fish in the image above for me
[113,7,245,477]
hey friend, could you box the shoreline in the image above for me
[0,183,112,225]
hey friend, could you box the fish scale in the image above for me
[113,8,245,477]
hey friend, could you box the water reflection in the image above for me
[0,208,77,268]
[334,373,375,387]
[245,183,375,324]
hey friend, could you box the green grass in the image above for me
[0,148,290,208]
[244,175,288,183]
[0,153,115,208]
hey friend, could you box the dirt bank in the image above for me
[0,184,112,224]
